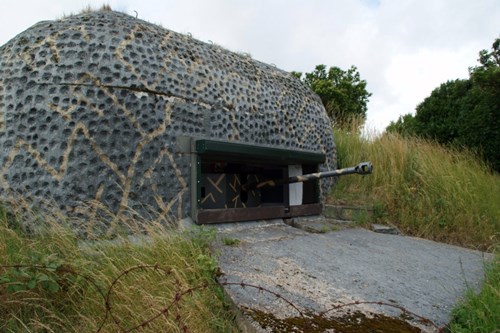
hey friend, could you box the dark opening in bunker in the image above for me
[192,140,326,224]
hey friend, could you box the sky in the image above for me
[0,0,498,132]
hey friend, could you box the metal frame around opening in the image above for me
[191,139,326,224]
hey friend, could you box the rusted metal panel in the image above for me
[198,206,286,224]
[197,203,322,224]
[288,203,323,217]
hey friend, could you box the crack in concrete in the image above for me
[45,81,234,112]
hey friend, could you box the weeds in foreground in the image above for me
[0,204,238,333]
[449,252,500,333]
[221,237,240,246]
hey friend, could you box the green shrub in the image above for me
[331,118,500,250]
[449,253,500,333]
[0,204,237,332]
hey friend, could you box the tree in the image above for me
[459,38,500,171]
[413,79,473,145]
[294,65,372,126]
[386,113,418,137]
[385,38,500,172]
[475,38,500,69]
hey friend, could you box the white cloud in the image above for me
[387,48,473,102]
[1,0,499,132]
[365,47,477,130]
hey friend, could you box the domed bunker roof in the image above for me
[0,11,336,226]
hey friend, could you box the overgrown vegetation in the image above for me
[332,118,499,250]
[387,38,500,172]
[1,123,499,331]
[0,205,238,333]
[332,119,499,332]
[292,65,372,126]
[449,253,499,333]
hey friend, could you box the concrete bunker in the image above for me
[0,10,336,227]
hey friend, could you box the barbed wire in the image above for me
[0,263,445,333]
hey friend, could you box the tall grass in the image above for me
[448,253,499,333]
[1,119,499,332]
[332,119,500,332]
[331,119,500,251]
[0,204,238,333]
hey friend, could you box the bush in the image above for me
[331,118,500,250]
[0,204,237,332]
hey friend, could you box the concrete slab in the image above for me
[286,215,355,233]
[213,220,491,333]
[371,223,401,235]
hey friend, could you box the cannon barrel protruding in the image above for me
[241,162,373,191]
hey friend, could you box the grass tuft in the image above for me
[331,118,499,333]
[0,203,238,332]
[222,237,240,246]
[80,4,112,14]
[331,117,500,251]
[449,253,500,333]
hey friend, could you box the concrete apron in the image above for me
[212,219,491,333]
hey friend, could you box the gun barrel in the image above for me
[242,162,373,191]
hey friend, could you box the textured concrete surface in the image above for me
[214,220,491,332]
[0,10,335,226]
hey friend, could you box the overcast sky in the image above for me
[1,0,498,132]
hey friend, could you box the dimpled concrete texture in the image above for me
[0,10,336,227]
